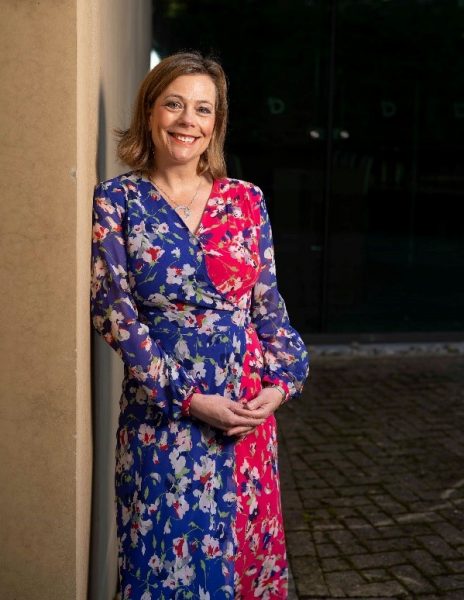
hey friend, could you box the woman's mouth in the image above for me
[168,132,198,145]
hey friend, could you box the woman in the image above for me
[91,51,309,600]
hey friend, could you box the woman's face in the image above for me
[148,74,217,170]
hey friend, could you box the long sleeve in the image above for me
[250,190,310,402]
[90,180,201,420]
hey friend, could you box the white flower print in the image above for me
[223,491,236,503]
[173,536,188,558]
[91,256,106,290]
[192,360,206,379]
[193,456,216,482]
[169,448,186,475]
[109,309,124,324]
[121,504,131,527]
[111,265,129,292]
[174,337,190,360]
[137,424,155,446]
[92,223,109,242]
[199,587,211,600]
[197,311,221,335]
[148,552,162,573]
[147,499,160,515]
[163,517,171,534]
[166,266,182,284]
[142,246,164,264]
[95,196,115,214]
[165,493,189,519]
[214,364,227,386]
[202,534,222,558]
[157,222,169,234]
[127,222,146,254]
[175,428,192,452]
[182,279,196,299]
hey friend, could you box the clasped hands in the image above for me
[189,387,283,441]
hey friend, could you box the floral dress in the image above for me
[90,170,309,600]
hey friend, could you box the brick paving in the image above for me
[276,354,464,599]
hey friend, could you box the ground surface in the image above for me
[277,354,464,599]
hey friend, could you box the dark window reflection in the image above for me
[153,0,464,335]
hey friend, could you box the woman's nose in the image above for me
[178,105,196,127]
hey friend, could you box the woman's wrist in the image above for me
[182,388,202,417]
[186,391,204,417]
[262,377,290,407]
[268,384,287,406]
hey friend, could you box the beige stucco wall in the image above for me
[0,1,151,598]
[0,1,80,597]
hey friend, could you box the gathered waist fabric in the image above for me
[119,304,262,424]
[143,304,250,333]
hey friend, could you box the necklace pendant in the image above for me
[178,205,191,218]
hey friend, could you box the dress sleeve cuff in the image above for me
[181,386,202,417]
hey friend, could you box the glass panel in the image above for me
[153,0,464,335]
[328,0,464,332]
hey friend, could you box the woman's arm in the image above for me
[226,188,310,437]
[249,188,310,405]
[90,180,201,421]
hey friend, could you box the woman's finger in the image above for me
[226,425,257,437]
[229,413,265,428]
[246,396,267,411]
[244,406,270,419]
[229,403,265,420]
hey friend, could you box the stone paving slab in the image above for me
[277,354,464,599]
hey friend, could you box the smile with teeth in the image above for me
[169,132,198,144]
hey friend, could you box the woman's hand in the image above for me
[225,387,284,439]
[227,387,282,439]
[189,393,266,434]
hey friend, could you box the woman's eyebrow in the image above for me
[164,93,214,105]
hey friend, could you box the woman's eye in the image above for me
[198,106,213,115]
[165,101,182,109]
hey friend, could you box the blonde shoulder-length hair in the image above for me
[115,51,228,179]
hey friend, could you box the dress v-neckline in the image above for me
[140,172,217,240]
[136,171,237,306]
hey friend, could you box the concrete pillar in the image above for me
[0,2,151,598]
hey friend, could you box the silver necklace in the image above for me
[151,177,202,219]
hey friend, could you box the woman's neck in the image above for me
[151,160,206,191]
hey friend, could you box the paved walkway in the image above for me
[277,354,464,599]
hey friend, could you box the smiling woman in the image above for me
[116,52,228,180]
[148,75,216,171]
[91,51,309,599]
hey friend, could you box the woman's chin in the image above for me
[164,152,202,167]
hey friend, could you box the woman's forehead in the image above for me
[161,74,216,102]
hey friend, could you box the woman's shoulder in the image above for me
[93,171,143,215]
[216,177,264,202]
[95,169,139,192]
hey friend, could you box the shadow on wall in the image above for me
[88,83,122,600]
